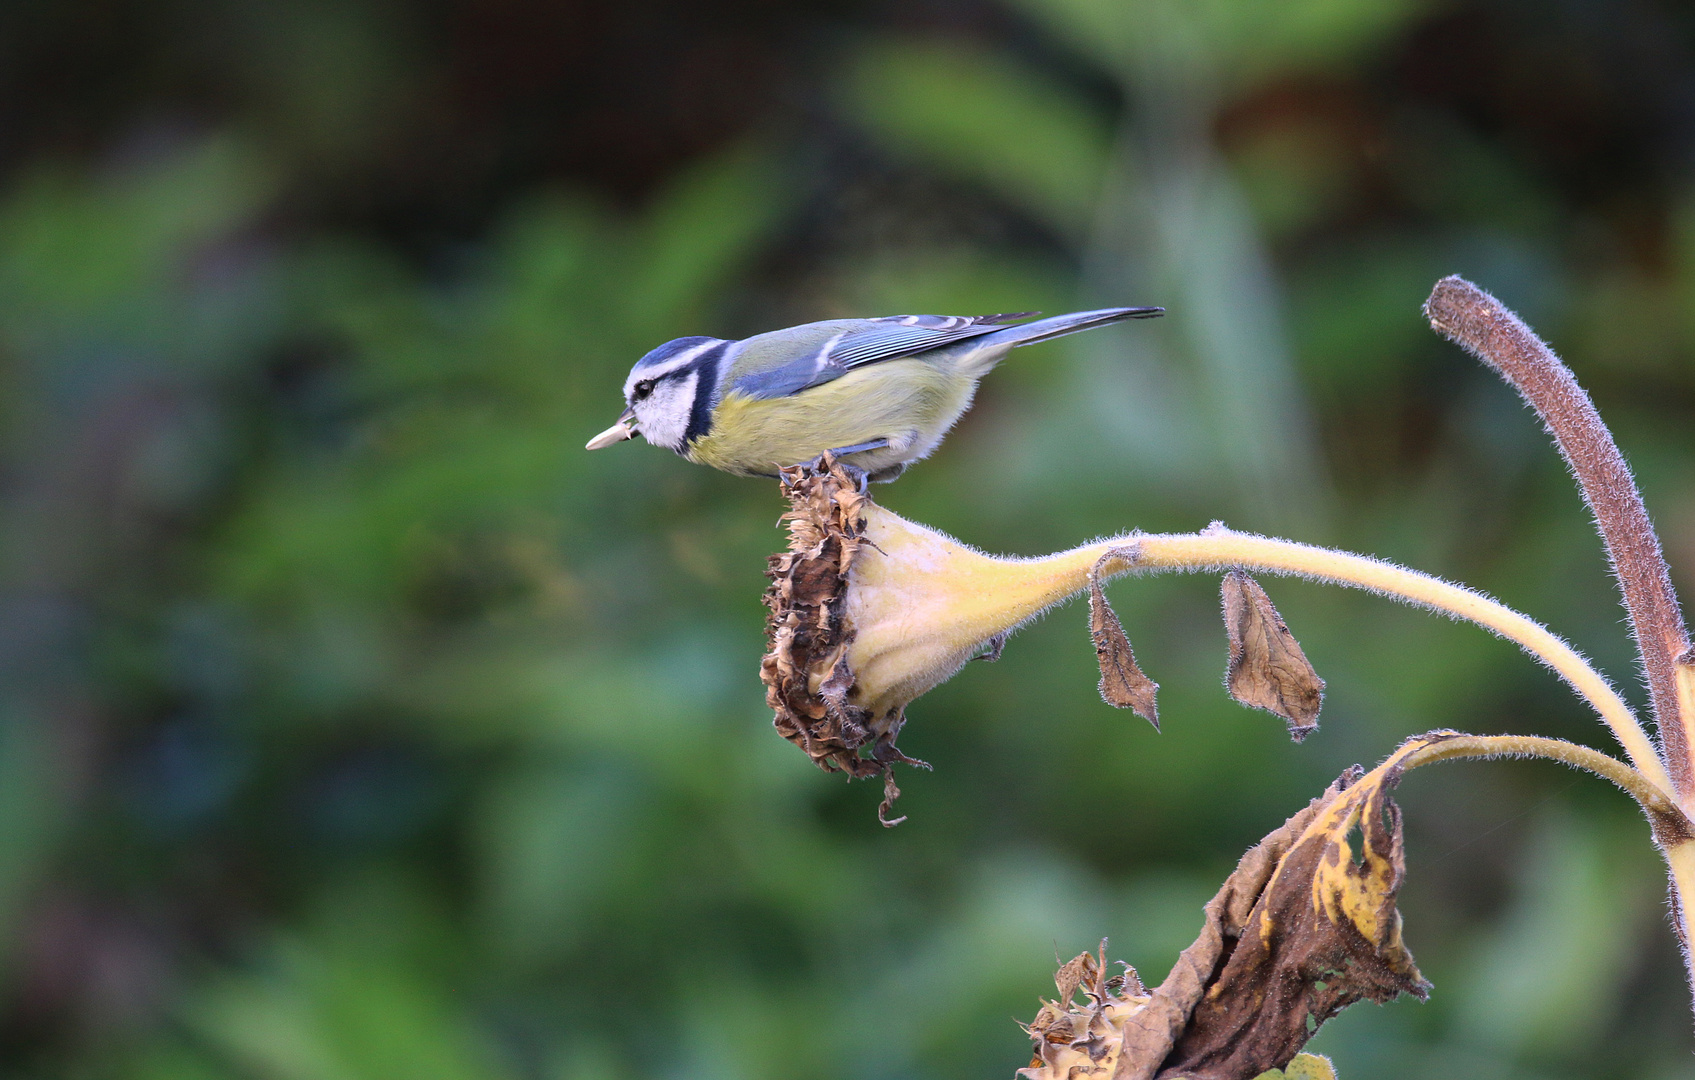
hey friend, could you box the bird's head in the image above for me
[586,336,730,453]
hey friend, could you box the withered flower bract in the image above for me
[1221,568,1325,741]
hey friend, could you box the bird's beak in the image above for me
[585,407,638,450]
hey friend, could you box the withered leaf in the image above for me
[1021,736,1442,1080]
[1222,569,1324,741]
[1053,949,1095,1006]
[1090,557,1158,728]
[877,768,905,828]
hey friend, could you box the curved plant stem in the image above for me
[1424,276,1692,798]
[1402,732,1681,821]
[1092,529,1673,796]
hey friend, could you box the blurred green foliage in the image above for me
[2,1,1695,1079]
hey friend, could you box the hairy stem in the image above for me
[1682,654,1695,745]
[1423,276,1692,798]
[1093,529,1672,795]
[1402,732,1683,826]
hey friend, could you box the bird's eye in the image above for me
[633,379,656,400]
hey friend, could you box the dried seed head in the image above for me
[760,466,1342,820]
[760,459,916,825]
[760,457,1142,821]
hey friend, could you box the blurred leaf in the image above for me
[192,877,509,1080]
[1012,0,1418,92]
[621,145,789,333]
[474,760,647,961]
[0,139,273,347]
[125,1043,239,1080]
[194,947,510,1080]
[0,709,70,977]
[844,39,1111,234]
[1455,809,1656,1057]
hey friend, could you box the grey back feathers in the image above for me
[725,308,1162,400]
[728,313,1033,400]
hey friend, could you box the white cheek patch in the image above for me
[633,372,699,451]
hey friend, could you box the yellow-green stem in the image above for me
[1401,733,1676,816]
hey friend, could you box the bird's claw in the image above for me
[803,451,872,492]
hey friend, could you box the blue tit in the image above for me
[584,306,1163,481]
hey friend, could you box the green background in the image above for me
[2,0,1694,1076]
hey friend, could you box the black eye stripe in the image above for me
[682,340,730,446]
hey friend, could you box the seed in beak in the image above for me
[585,409,638,450]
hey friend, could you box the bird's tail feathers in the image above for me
[979,306,1164,351]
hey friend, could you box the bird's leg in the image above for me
[807,439,890,492]
[826,438,891,458]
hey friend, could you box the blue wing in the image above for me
[730,313,1037,400]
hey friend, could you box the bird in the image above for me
[584,306,1164,482]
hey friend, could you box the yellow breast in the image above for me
[685,359,979,477]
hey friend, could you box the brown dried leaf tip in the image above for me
[760,455,925,826]
[1223,570,1324,741]
[1091,554,1159,728]
[1021,737,1435,1080]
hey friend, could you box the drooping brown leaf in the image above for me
[1222,569,1324,741]
[1090,556,1158,728]
[759,454,924,825]
[1020,736,1440,1080]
